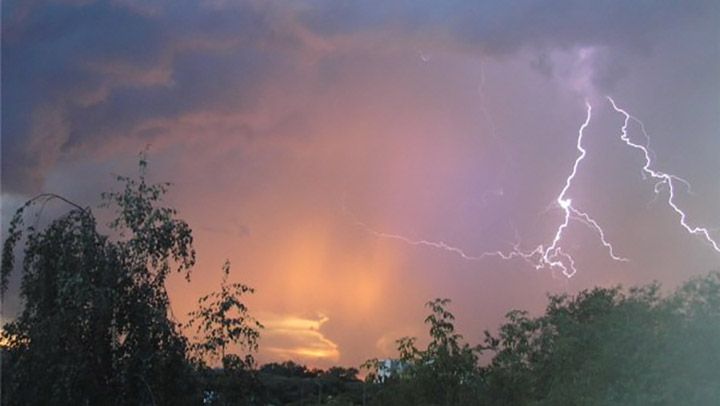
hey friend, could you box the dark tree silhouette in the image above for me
[185,260,263,405]
[2,159,197,405]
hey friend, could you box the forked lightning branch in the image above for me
[351,98,720,277]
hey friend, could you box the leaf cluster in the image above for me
[1,160,198,405]
[186,260,263,367]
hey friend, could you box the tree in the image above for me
[363,298,481,405]
[1,159,198,405]
[185,260,263,404]
[186,260,262,366]
[361,274,720,405]
[480,273,720,405]
[259,361,318,378]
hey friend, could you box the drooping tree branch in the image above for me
[2,193,91,294]
[23,193,89,214]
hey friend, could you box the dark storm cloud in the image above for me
[299,0,714,54]
[4,1,163,188]
[62,47,280,148]
[3,0,717,193]
[2,0,289,193]
[298,0,717,94]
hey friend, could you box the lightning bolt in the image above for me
[342,199,527,262]
[531,101,627,277]
[347,97,718,277]
[607,96,720,253]
[347,101,627,278]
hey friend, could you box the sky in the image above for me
[2,0,720,369]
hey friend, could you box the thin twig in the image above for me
[24,193,89,214]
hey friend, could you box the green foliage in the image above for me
[1,160,198,405]
[186,260,264,405]
[186,260,262,367]
[480,273,720,405]
[365,298,481,405]
[363,274,720,406]
[257,363,363,405]
[260,360,321,378]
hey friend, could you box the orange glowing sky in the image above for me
[3,1,720,368]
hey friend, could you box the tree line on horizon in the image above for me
[2,160,719,405]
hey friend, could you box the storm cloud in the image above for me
[4,0,717,192]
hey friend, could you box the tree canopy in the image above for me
[363,273,720,406]
[1,159,259,405]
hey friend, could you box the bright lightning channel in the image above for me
[607,96,720,253]
[349,101,627,278]
[530,101,627,277]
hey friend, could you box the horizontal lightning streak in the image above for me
[347,212,529,262]
[348,98,717,277]
[347,101,627,278]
